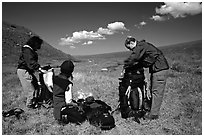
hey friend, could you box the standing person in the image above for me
[123,37,169,120]
[17,36,43,108]
[53,60,75,122]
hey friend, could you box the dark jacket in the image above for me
[53,74,73,120]
[124,40,169,73]
[17,45,40,74]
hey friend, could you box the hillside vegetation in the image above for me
[2,22,202,135]
[2,21,74,65]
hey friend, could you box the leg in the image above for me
[17,69,38,107]
[150,70,168,116]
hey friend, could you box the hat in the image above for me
[60,60,74,75]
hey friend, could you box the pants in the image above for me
[150,69,168,115]
[17,69,38,106]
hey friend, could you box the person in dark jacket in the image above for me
[53,60,75,122]
[123,37,169,120]
[17,36,43,108]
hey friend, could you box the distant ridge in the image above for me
[160,39,202,55]
[76,39,202,60]
[2,21,75,65]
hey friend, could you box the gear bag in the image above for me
[60,103,86,125]
[83,96,116,130]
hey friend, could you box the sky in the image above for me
[2,1,202,55]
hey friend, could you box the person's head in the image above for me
[60,60,74,80]
[124,37,137,50]
[26,36,43,51]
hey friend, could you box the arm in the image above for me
[123,45,145,68]
[65,84,73,104]
[23,48,40,71]
[144,68,151,99]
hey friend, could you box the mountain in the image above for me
[2,21,75,65]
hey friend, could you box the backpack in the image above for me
[82,97,116,130]
[127,82,151,113]
[60,103,86,125]
[118,70,152,123]
[31,65,54,109]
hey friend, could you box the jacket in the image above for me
[17,45,40,74]
[53,74,73,120]
[124,40,169,73]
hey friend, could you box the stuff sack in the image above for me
[83,97,116,130]
[60,104,86,125]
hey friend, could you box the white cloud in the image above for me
[156,2,202,18]
[134,21,147,29]
[97,27,114,35]
[59,37,79,45]
[140,21,147,26]
[150,15,166,21]
[82,41,93,45]
[70,46,76,49]
[73,30,104,40]
[59,30,105,45]
[107,22,129,31]
[59,21,129,46]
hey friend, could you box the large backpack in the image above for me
[126,80,151,112]
[118,69,152,123]
[82,97,116,130]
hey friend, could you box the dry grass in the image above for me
[2,43,202,135]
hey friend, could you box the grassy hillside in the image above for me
[2,21,75,66]
[2,22,202,135]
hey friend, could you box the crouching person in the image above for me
[53,60,74,122]
[53,60,86,125]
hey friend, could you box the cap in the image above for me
[60,60,74,75]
